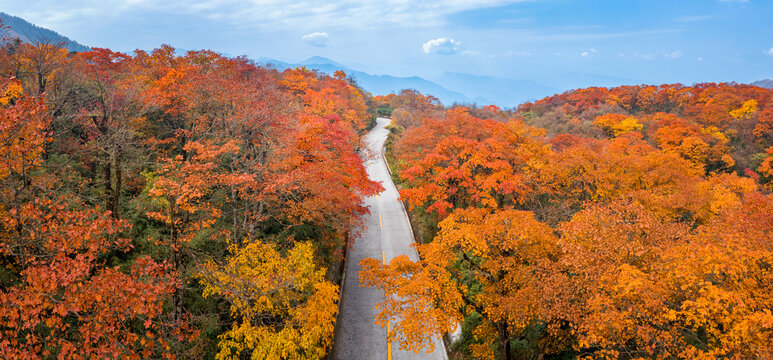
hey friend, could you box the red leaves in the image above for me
[0,198,177,360]
[396,108,548,217]
[0,78,50,181]
[263,110,382,235]
[0,40,383,359]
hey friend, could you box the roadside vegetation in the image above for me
[366,85,773,360]
[0,35,382,359]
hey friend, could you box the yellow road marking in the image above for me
[383,251,392,359]
[387,320,392,360]
[380,207,391,359]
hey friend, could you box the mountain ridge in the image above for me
[259,56,476,106]
[751,79,773,89]
[0,12,90,52]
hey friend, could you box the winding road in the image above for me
[331,118,446,360]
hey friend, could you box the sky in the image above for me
[2,0,772,84]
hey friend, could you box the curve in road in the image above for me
[332,118,446,360]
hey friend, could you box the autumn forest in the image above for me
[1,23,773,360]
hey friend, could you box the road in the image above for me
[331,118,446,360]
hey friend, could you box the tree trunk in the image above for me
[232,185,240,242]
[112,148,122,218]
[170,200,182,321]
[37,73,46,95]
[498,321,511,360]
[103,152,113,214]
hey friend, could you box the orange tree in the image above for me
[361,208,560,360]
[367,90,773,359]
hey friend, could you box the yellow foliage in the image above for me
[720,154,735,168]
[200,241,339,360]
[593,113,643,137]
[700,126,729,144]
[612,117,643,136]
[729,99,758,120]
[0,79,23,106]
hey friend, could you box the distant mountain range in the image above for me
[260,56,474,105]
[432,72,560,107]
[0,12,90,52]
[260,56,653,108]
[751,79,773,89]
[262,56,568,107]
[2,13,770,108]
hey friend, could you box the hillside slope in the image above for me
[0,12,90,52]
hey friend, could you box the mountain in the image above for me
[751,79,773,89]
[261,57,650,108]
[0,12,90,52]
[299,56,349,69]
[433,72,560,108]
[260,56,473,105]
[542,72,642,90]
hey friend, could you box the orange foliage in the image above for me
[397,108,548,217]
[0,39,381,358]
[0,77,49,181]
[366,83,773,359]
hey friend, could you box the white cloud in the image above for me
[766,47,773,56]
[7,0,533,32]
[301,32,328,47]
[580,48,597,56]
[666,50,682,58]
[423,37,461,55]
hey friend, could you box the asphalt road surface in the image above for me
[331,118,446,360]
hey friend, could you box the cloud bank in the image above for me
[8,0,531,32]
[301,32,328,47]
[423,37,461,55]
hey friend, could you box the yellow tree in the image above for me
[199,241,339,360]
[593,113,643,137]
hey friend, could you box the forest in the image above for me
[1,36,772,359]
[364,85,773,359]
[0,37,383,359]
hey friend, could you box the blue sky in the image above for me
[3,0,772,84]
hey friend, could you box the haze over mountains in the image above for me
[259,56,646,107]
[2,12,771,108]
